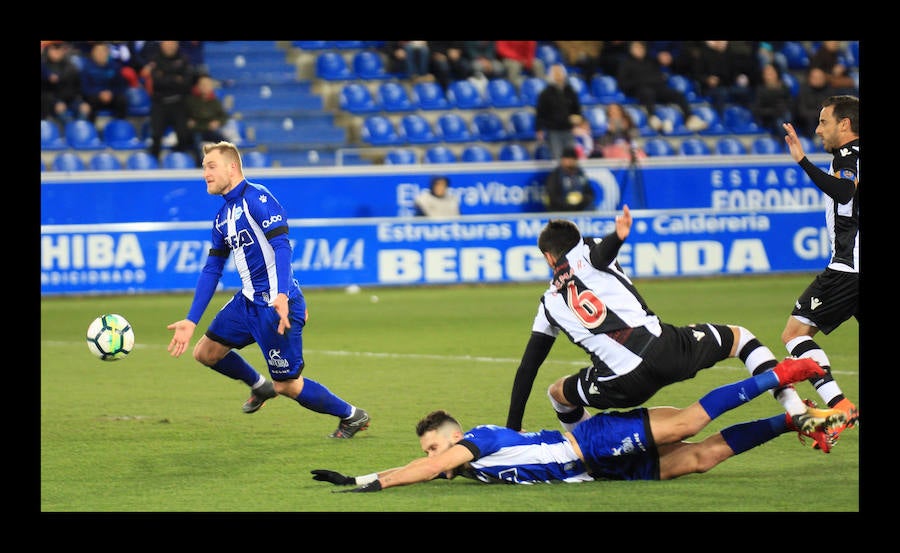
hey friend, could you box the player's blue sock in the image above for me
[698,371,780,419]
[720,414,787,455]
[295,378,353,418]
[210,351,261,387]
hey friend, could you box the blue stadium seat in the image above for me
[536,43,562,67]
[752,136,783,154]
[65,120,104,150]
[643,137,675,157]
[461,145,493,163]
[519,77,546,106]
[339,83,380,114]
[163,151,197,169]
[424,145,457,163]
[486,78,524,108]
[590,75,628,104]
[125,86,151,117]
[436,113,473,143]
[103,119,144,150]
[89,151,123,170]
[691,105,728,135]
[221,119,256,148]
[384,148,418,165]
[722,105,761,134]
[293,41,331,50]
[533,142,552,160]
[126,151,159,170]
[352,50,390,80]
[653,105,691,136]
[360,115,404,146]
[782,72,799,97]
[498,143,530,161]
[243,150,271,168]
[623,105,655,136]
[568,75,598,106]
[413,81,452,110]
[780,41,810,70]
[716,137,747,155]
[315,52,353,80]
[472,112,509,142]
[583,106,608,137]
[509,110,536,141]
[448,79,487,109]
[667,74,701,103]
[400,114,439,144]
[378,82,415,112]
[679,137,711,156]
[41,120,67,150]
[52,152,86,171]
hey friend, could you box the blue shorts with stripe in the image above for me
[206,291,307,381]
[572,407,659,480]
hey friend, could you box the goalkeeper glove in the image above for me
[335,480,383,493]
[310,469,355,486]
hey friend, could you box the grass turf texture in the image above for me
[40,274,859,512]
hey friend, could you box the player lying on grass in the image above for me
[312,358,845,492]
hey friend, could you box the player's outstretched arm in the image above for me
[782,122,806,162]
[166,319,196,357]
[616,204,632,240]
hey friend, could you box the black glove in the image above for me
[335,479,383,493]
[311,469,355,486]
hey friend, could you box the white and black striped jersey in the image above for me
[825,139,859,273]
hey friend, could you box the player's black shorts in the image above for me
[563,322,735,410]
[790,268,859,334]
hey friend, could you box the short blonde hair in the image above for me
[203,141,243,170]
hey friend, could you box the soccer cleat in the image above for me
[786,399,847,453]
[242,380,276,414]
[772,357,825,386]
[329,408,370,439]
[824,398,859,443]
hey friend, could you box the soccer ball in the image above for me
[86,314,135,361]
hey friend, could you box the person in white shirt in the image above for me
[414,175,460,217]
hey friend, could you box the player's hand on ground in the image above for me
[334,480,383,493]
[166,319,196,357]
[311,469,355,485]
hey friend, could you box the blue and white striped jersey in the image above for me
[455,425,594,484]
[210,179,299,306]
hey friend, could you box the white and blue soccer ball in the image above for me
[86,314,135,361]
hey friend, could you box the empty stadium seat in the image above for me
[461,145,493,163]
[679,137,711,156]
[242,150,271,167]
[643,137,675,157]
[486,78,524,108]
[568,75,598,106]
[125,86,151,117]
[498,143,530,161]
[315,52,353,80]
[64,120,103,150]
[448,79,488,109]
[590,75,628,104]
[780,41,810,70]
[424,146,457,163]
[509,110,536,141]
[221,119,256,148]
[752,136,783,154]
[360,115,404,146]
[472,112,509,142]
[782,72,799,97]
[533,142,553,160]
[722,105,761,134]
[41,120,67,150]
[583,106,608,137]
[519,77,546,106]
[52,152,86,171]
[400,114,439,144]
[89,151,123,170]
[536,43,562,67]
[667,74,701,103]
[623,105,655,136]
[384,148,418,165]
[103,119,144,150]
[691,105,728,135]
[413,81,452,110]
[436,113,473,143]
[378,82,415,112]
[126,151,159,170]
[339,83,380,114]
[352,50,390,80]
[716,137,747,155]
[163,151,197,169]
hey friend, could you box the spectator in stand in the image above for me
[555,41,603,85]
[464,41,506,80]
[429,41,471,91]
[596,40,629,77]
[179,41,207,78]
[689,40,758,115]
[535,63,583,161]
[414,176,460,218]
[793,67,835,139]
[616,41,707,134]
[596,102,641,159]
[752,63,794,138]
[147,40,198,165]
[383,41,432,83]
[544,146,595,212]
[495,41,542,85]
[186,75,229,162]
[41,42,83,125]
[78,42,129,122]
[809,41,856,93]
